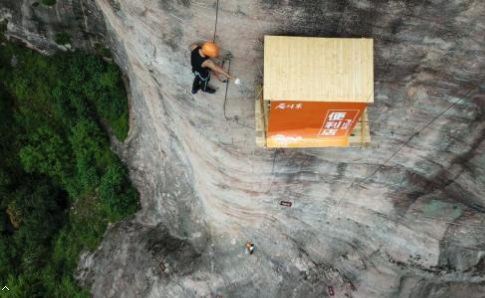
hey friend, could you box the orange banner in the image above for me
[266,101,367,147]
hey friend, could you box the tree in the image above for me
[99,161,138,219]
[0,42,137,296]
[19,126,71,183]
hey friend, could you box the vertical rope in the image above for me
[360,109,366,147]
[356,86,476,186]
[223,59,231,120]
[212,0,220,42]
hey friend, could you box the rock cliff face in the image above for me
[2,0,485,297]
[0,0,106,52]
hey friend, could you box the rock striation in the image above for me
[2,0,485,297]
[0,0,106,53]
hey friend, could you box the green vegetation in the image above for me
[41,0,57,6]
[55,32,71,45]
[94,43,113,59]
[0,43,139,297]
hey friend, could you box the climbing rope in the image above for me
[266,148,280,193]
[223,59,231,120]
[212,0,232,122]
[210,0,252,129]
[356,86,478,185]
[212,0,220,42]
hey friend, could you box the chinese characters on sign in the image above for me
[320,110,359,137]
[274,103,303,110]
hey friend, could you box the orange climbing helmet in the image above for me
[202,42,220,58]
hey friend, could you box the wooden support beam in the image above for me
[349,109,371,147]
[255,85,266,147]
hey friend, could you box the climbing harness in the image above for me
[193,70,210,90]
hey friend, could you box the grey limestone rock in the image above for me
[1,0,485,297]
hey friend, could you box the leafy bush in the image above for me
[99,161,139,220]
[55,32,71,45]
[19,126,70,182]
[0,42,138,296]
[41,0,57,6]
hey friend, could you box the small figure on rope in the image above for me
[190,41,234,94]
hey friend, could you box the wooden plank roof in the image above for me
[264,36,374,103]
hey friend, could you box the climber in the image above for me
[190,41,234,94]
[245,241,255,255]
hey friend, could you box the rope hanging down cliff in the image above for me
[212,0,220,42]
[211,0,245,124]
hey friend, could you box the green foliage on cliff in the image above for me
[0,43,139,297]
[41,0,57,6]
[55,32,71,45]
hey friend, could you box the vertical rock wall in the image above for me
[1,0,484,297]
[79,0,485,297]
[0,0,106,52]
